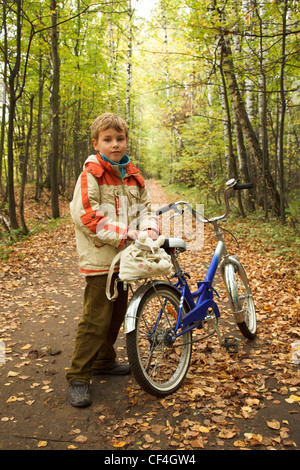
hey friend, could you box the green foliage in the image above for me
[0,0,299,228]
[164,181,299,263]
[133,0,300,216]
[233,213,300,263]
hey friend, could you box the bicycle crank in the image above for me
[204,309,223,345]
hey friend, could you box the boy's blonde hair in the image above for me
[91,113,128,141]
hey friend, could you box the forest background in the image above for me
[0,0,299,245]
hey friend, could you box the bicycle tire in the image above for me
[224,262,257,340]
[126,283,192,397]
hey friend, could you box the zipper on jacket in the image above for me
[114,189,120,216]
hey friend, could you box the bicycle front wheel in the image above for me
[224,262,257,340]
[126,284,192,397]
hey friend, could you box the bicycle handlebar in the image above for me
[156,203,176,215]
[156,179,253,223]
[234,182,253,190]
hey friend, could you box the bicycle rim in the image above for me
[126,284,192,396]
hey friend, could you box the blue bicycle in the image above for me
[125,179,257,397]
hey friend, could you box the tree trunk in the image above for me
[233,118,255,211]
[0,1,7,195]
[35,52,44,201]
[73,0,82,180]
[126,0,133,129]
[19,95,34,235]
[256,2,270,219]
[277,0,288,225]
[219,48,245,217]
[50,0,60,219]
[108,0,121,115]
[233,0,255,211]
[220,35,281,216]
[241,0,255,125]
[7,0,22,230]
[161,0,183,183]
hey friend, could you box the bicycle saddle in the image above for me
[161,237,187,253]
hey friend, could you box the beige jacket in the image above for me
[70,153,159,275]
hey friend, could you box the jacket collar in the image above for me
[96,152,141,177]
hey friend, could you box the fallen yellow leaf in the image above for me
[74,435,88,443]
[289,395,300,403]
[267,419,280,430]
[190,437,204,448]
[113,441,126,448]
[192,425,210,433]
[6,396,18,403]
[26,400,35,406]
[218,429,236,439]
[69,428,81,435]
[7,371,19,377]
[245,433,263,443]
[234,439,247,447]
[37,441,48,447]
[241,406,252,419]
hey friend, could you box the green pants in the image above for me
[66,274,128,384]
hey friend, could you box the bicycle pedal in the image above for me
[222,336,240,353]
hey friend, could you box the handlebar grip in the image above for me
[234,182,253,190]
[156,203,175,216]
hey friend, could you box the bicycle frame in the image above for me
[159,179,253,339]
[171,240,223,339]
[172,237,248,341]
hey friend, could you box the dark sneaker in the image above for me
[68,380,91,407]
[93,362,131,376]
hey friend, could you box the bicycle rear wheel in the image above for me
[224,262,257,340]
[126,284,192,397]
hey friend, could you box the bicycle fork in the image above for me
[219,255,249,324]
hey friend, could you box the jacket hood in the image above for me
[83,154,101,168]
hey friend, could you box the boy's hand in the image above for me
[127,229,158,241]
[147,229,158,240]
[127,230,139,241]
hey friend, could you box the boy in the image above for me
[66,113,159,407]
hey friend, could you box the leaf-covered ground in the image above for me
[0,181,299,451]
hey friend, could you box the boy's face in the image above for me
[93,127,128,163]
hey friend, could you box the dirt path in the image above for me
[0,180,299,452]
